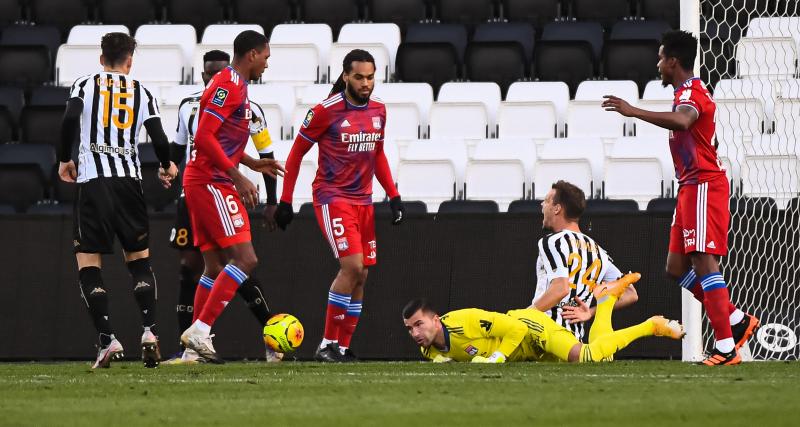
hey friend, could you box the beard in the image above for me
[346,83,371,104]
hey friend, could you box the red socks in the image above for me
[197,265,247,327]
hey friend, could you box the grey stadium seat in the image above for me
[0,143,55,212]
[0,46,52,87]
[502,0,561,29]
[473,22,535,62]
[405,23,468,63]
[232,0,294,35]
[97,0,161,29]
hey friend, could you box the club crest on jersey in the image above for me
[232,213,245,228]
[372,116,382,129]
[465,345,479,356]
[212,87,229,107]
[302,109,314,128]
[336,237,349,251]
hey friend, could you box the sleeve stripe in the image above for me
[204,109,225,122]
[676,102,699,116]
[550,234,568,269]
[540,237,558,271]
[297,130,317,144]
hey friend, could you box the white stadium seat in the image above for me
[397,139,468,211]
[372,83,433,139]
[773,98,800,138]
[372,139,400,202]
[67,25,129,44]
[329,43,390,83]
[130,45,185,87]
[161,84,203,105]
[534,138,605,199]
[735,37,798,78]
[715,78,779,130]
[438,82,502,133]
[247,84,297,140]
[428,102,489,139]
[643,80,675,100]
[747,17,800,51]
[269,24,332,83]
[55,45,100,85]
[715,98,765,147]
[506,82,570,136]
[191,44,233,84]
[466,139,537,210]
[575,80,638,102]
[634,100,672,139]
[566,101,627,138]
[497,101,557,139]
[272,140,319,209]
[337,23,401,72]
[135,25,197,82]
[201,24,264,44]
[604,137,675,208]
[299,84,334,104]
[575,80,638,137]
[741,135,800,208]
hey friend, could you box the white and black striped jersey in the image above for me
[69,72,160,183]
[534,230,623,340]
[174,91,273,163]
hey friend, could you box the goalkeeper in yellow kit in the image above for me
[402,272,685,363]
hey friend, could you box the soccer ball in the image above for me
[263,314,304,353]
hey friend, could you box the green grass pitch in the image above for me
[1,361,798,426]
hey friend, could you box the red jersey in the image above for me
[297,92,387,205]
[669,77,726,185]
[183,66,250,185]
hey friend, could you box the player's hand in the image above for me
[472,351,506,363]
[158,162,179,188]
[602,95,636,117]
[389,195,405,225]
[248,158,285,179]
[58,161,77,183]
[432,355,453,363]
[263,203,278,232]
[562,297,592,324]
[274,201,294,230]
[232,171,259,209]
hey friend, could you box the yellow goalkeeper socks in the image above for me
[580,319,655,362]
[588,295,617,343]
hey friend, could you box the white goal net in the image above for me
[698,0,799,360]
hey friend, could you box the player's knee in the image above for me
[79,266,107,303]
[340,263,364,283]
[236,253,258,274]
[664,262,684,280]
[127,258,155,294]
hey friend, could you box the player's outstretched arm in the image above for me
[531,277,571,312]
[471,311,528,363]
[602,95,698,131]
[58,98,83,182]
[273,137,313,230]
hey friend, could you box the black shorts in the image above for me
[169,195,196,250]
[73,177,149,254]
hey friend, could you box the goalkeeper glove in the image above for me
[389,196,405,225]
[432,355,453,363]
[274,201,294,230]
[471,351,507,364]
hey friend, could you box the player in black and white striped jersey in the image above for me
[165,49,282,364]
[58,32,178,369]
[531,181,639,344]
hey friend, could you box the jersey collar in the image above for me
[674,76,700,93]
[439,323,451,352]
[227,66,248,85]
[342,91,369,110]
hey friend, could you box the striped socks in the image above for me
[321,291,350,348]
[677,269,743,326]
[699,272,735,352]
[338,300,362,351]
[197,264,247,328]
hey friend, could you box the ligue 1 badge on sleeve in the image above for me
[212,87,229,107]
[372,116,381,130]
[303,109,314,128]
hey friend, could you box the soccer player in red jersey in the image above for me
[179,30,285,363]
[603,30,759,365]
[275,49,405,362]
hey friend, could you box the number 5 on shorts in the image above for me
[332,218,344,237]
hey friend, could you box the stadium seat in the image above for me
[735,37,798,78]
[533,137,605,199]
[428,103,489,139]
[0,0,22,28]
[97,0,160,29]
[741,134,799,209]
[397,139,468,211]
[639,0,680,29]
[634,100,672,139]
[0,109,14,144]
[29,0,90,38]
[466,139,537,210]
[367,0,428,29]
[747,17,800,47]
[272,140,318,209]
[507,199,542,213]
[337,24,401,73]
[0,46,51,87]
[774,99,800,139]
[505,81,569,136]
[541,21,603,61]
[165,0,228,35]
[372,82,434,139]
[130,45,186,87]
[610,20,671,41]
[201,24,264,44]
[135,25,197,82]
[473,22,535,62]
[30,86,68,106]
[464,42,527,97]
[534,42,595,97]
[585,199,639,214]
[605,22,666,94]
[438,82,501,131]
[714,78,778,130]
[0,24,61,64]
[0,86,24,129]
[646,197,677,214]
[574,80,638,102]
[298,84,334,104]
[573,80,637,137]
[437,200,499,214]
[571,0,632,30]
[371,139,399,202]
[329,42,391,83]
[55,45,100,86]
[0,143,55,212]
[435,0,497,26]
[298,0,361,38]
[716,98,765,146]
[404,23,468,63]
[497,101,557,139]
[160,84,204,105]
[231,0,294,35]
[247,84,296,141]
[137,143,182,211]
[67,25,130,44]
[502,0,561,29]
[642,80,674,100]
[20,105,64,150]
[395,42,459,97]
[604,136,675,208]
[267,24,333,83]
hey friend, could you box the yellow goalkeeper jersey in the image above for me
[420,308,549,362]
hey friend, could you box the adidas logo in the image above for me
[340,119,351,128]
[134,281,150,290]
[708,241,716,249]
[334,314,345,320]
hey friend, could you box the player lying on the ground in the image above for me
[403,273,684,363]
